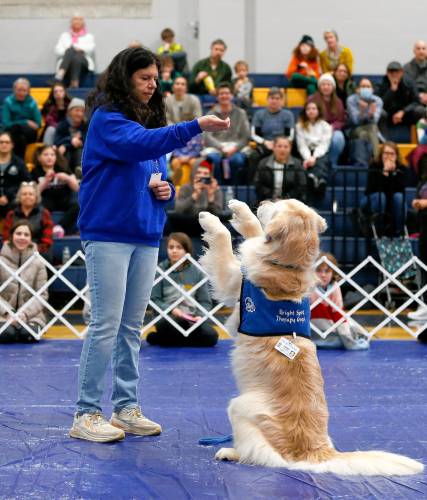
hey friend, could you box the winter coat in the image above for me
[54,31,96,71]
[0,242,48,326]
[0,154,30,201]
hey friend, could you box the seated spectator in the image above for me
[54,14,95,88]
[333,63,355,106]
[296,101,332,196]
[361,142,406,236]
[156,27,188,74]
[3,183,53,260]
[319,30,354,74]
[147,232,218,347]
[403,40,427,106]
[254,136,307,205]
[189,39,232,95]
[286,35,320,96]
[202,83,250,183]
[0,220,48,344]
[2,78,41,159]
[308,74,346,166]
[41,83,72,145]
[159,55,180,96]
[0,131,30,219]
[347,78,383,166]
[167,160,223,236]
[232,60,254,112]
[310,253,369,350]
[169,134,203,185]
[31,145,79,236]
[165,76,202,124]
[377,61,425,139]
[248,87,295,179]
[54,98,87,176]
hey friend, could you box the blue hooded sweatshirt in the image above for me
[78,108,202,246]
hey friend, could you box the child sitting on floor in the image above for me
[310,252,370,350]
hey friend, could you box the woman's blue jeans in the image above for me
[361,192,406,234]
[328,130,345,166]
[206,151,247,184]
[77,241,159,415]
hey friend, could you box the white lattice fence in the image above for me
[0,252,426,341]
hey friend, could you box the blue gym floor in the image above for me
[1,340,426,500]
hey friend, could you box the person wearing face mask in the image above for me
[0,221,48,344]
[286,35,320,96]
[347,78,384,166]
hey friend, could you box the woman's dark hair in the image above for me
[33,144,70,172]
[87,47,166,128]
[299,101,323,130]
[9,219,33,248]
[167,232,193,255]
[41,82,72,115]
[0,130,14,144]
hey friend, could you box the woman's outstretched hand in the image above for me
[198,115,230,132]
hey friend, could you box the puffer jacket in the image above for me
[0,242,48,326]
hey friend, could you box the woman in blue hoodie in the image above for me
[70,47,229,443]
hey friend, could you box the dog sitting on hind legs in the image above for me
[198,198,424,476]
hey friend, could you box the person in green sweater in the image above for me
[2,78,41,159]
[147,232,219,347]
[189,39,232,95]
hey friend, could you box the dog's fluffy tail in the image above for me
[294,450,424,476]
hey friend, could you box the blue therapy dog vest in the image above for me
[239,277,311,338]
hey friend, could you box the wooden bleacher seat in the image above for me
[397,144,417,166]
[24,142,44,171]
[252,87,307,108]
[30,87,50,109]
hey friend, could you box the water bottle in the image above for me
[224,186,234,208]
[62,246,71,264]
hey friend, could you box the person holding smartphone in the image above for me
[167,160,223,236]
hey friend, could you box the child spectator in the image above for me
[159,55,180,96]
[202,83,250,183]
[169,134,203,185]
[296,101,332,196]
[308,74,346,166]
[254,136,307,205]
[310,252,370,350]
[156,27,188,73]
[232,60,254,111]
[319,30,354,74]
[41,83,72,145]
[167,160,223,236]
[361,142,406,236]
[347,78,383,166]
[0,131,30,219]
[2,182,53,260]
[31,145,79,236]
[286,35,320,95]
[54,98,87,177]
[54,14,95,88]
[2,78,41,159]
[333,63,355,106]
[190,39,232,95]
[147,232,219,347]
[0,221,48,344]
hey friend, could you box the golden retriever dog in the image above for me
[198,198,423,476]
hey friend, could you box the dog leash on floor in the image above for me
[198,434,233,445]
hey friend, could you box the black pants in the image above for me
[66,147,83,173]
[0,323,40,343]
[6,124,38,158]
[60,47,88,85]
[146,318,219,347]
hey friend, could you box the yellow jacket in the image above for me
[319,46,354,74]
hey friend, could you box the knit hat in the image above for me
[299,35,315,47]
[67,97,85,111]
[317,73,336,89]
[199,159,213,172]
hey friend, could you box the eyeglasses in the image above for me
[0,140,12,144]
[21,181,37,186]
[383,151,397,156]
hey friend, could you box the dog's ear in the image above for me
[315,213,328,234]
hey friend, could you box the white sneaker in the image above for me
[69,412,125,442]
[407,305,427,321]
[111,407,162,436]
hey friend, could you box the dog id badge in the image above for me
[274,336,300,360]
[149,172,162,186]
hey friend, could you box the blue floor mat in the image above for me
[1,340,426,499]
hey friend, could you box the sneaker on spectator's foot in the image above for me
[408,305,427,321]
[307,172,319,190]
[53,224,65,238]
[111,407,162,436]
[69,412,125,442]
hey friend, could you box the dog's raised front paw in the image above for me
[215,447,240,462]
[199,211,222,232]
[228,199,250,217]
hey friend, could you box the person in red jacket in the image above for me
[286,35,320,95]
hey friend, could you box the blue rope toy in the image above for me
[198,434,233,446]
